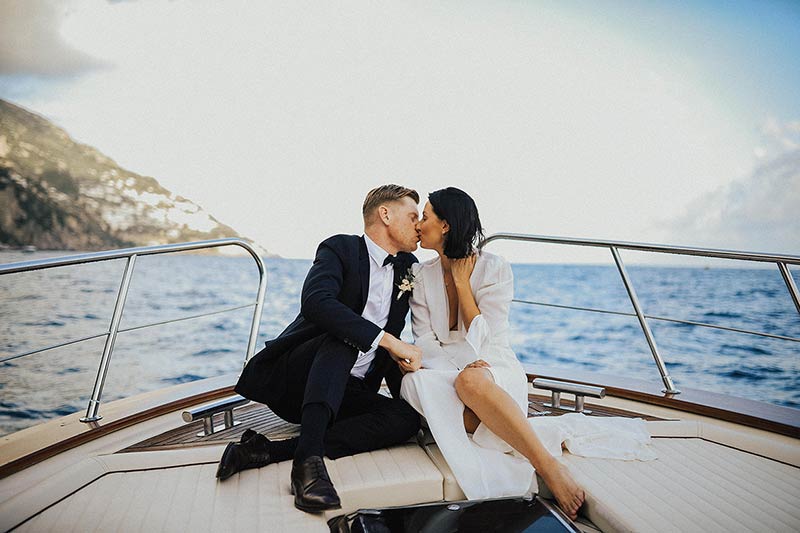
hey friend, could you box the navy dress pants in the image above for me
[265,334,420,459]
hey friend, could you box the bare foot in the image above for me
[538,460,585,521]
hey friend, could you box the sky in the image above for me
[0,0,798,263]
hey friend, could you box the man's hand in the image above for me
[380,333,422,372]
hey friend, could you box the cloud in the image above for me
[668,119,800,255]
[1,1,788,260]
[0,0,104,77]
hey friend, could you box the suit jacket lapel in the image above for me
[385,261,401,329]
[358,236,371,313]
[385,255,412,332]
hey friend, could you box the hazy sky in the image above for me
[1,0,798,262]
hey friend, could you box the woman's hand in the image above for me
[451,254,477,287]
[465,359,491,369]
[451,254,479,332]
[380,333,422,372]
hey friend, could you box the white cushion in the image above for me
[561,435,800,533]
[7,443,444,533]
[323,443,444,518]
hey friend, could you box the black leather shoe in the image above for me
[290,456,341,513]
[240,428,257,443]
[216,432,272,481]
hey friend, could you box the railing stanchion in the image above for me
[610,247,680,394]
[80,254,138,423]
[244,253,267,365]
[477,233,800,395]
[777,262,800,316]
[0,238,267,425]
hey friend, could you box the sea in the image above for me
[1,251,798,437]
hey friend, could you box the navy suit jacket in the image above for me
[235,234,417,404]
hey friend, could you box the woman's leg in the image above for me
[455,368,585,520]
[463,407,481,433]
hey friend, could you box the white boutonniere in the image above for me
[396,267,416,300]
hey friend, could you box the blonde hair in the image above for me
[362,184,419,224]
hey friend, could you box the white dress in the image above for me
[400,250,536,499]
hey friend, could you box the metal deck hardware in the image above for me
[182,395,250,436]
[532,378,605,414]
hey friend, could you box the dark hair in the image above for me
[428,187,484,259]
[362,184,420,224]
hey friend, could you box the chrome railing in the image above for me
[479,233,800,394]
[0,239,267,423]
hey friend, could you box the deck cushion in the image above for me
[420,442,468,501]
[561,435,800,533]
[10,443,444,532]
[322,442,444,518]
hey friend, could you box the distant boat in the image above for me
[21,245,37,253]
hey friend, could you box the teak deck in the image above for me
[121,393,663,453]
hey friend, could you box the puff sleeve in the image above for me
[458,256,514,368]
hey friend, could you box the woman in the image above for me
[400,187,585,520]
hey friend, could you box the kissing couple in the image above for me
[218,184,585,520]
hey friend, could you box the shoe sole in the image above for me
[289,484,341,513]
[293,497,342,513]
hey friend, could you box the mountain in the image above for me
[0,99,264,253]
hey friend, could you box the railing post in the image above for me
[610,247,680,394]
[80,254,138,423]
[243,251,267,367]
[777,262,800,316]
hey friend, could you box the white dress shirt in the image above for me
[350,234,394,379]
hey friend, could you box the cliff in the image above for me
[0,99,262,252]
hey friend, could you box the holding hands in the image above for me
[380,333,423,372]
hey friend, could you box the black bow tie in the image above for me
[383,254,400,267]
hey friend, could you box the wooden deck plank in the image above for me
[120,393,662,454]
[120,403,299,452]
[527,394,664,420]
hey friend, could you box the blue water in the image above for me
[1,252,798,436]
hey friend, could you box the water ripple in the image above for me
[720,344,771,356]
[703,311,742,319]
[22,320,66,327]
[192,348,234,357]
[162,374,205,384]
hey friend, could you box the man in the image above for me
[218,184,424,513]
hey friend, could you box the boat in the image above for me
[0,235,798,532]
